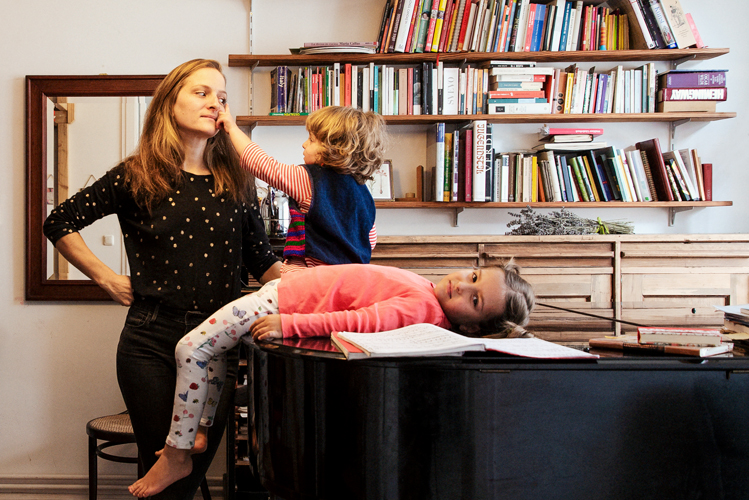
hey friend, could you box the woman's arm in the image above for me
[54,233,133,305]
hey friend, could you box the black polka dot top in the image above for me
[43,164,279,312]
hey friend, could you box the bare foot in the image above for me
[192,426,208,454]
[155,427,208,458]
[128,445,192,498]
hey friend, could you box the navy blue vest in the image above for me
[284,164,376,265]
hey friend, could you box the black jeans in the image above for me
[117,299,238,500]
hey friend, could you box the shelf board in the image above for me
[229,48,729,67]
[237,112,735,127]
[374,201,732,209]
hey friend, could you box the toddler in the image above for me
[219,105,388,272]
[129,261,535,497]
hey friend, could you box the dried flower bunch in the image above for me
[506,207,634,235]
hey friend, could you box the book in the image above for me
[702,162,712,201]
[637,327,723,347]
[589,335,733,357]
[332,323,599,360]
[658,87,727,102]
[658,70,728,89]
[488,102,552,114]
[635,138,672,201]
[539,126,604,136]
[532,141,606,151]
[656,100,717,113]
[658,0,696,49]
[427,123,446,202]
[724,320,749,335]
[606,0,655,49]
[647,0,677,49]
[270,66,289,113]
[472,120,488,202]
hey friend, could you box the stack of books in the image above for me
[716,305,749,355]
[589,327,733,357]
[290,42,378,55]
[486,62,553,114]
[656,69,728,113]
[534,126,606,151]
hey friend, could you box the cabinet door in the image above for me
[484,242,615,341]
[620,241,749,328]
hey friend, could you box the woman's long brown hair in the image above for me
[123,59,251,211]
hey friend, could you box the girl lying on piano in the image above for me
[129,261,535,497]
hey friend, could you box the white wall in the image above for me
[1,0,747,489]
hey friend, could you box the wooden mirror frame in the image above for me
[26,75,164,301]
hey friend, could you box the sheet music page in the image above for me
[338,324,483,355]
[482,338,599,359]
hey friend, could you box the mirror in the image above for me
[26,75,163,301]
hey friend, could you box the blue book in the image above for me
[558,155,575,201]
[530,4,546,52]
[558,2,573,51]
[488,98,547,104]
[585,150,612,201]
[373,65,380,114]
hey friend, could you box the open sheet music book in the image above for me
[331,324,598,360]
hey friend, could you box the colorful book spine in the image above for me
[472,120,487,202]
[658,88,727,101]
[648,0,677,48]
[659,71,728,88]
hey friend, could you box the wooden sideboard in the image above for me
[372,234,749,340]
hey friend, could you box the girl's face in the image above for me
[302,132,325,165]
[173,67,227,142]
[433,268,507,334]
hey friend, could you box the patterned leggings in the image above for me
[166,279,280,449]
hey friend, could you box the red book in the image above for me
[636,138,674,202]
[489,90,545,98]
[424,0,442,51]
[344,64,352,107]
[540,127,604,136]
[464,127,473,202]
[438,0,456,52]
[523,3,537,52]
[658,87,727,101]
[404,0,422,52]
[702,163,712,201]
[457,0,475,50]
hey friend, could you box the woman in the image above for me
[43,59,281,499]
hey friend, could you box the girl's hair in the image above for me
[305,106,388,184]
[480,260,536,339]
[123,58,250,211]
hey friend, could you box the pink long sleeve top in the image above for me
[277,264,452,338]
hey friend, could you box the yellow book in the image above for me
[531,156,538,203]
[563,72,575,114]
[581,155,601,201]
[430,0,448,53]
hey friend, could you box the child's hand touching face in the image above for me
[251,314,283,341]
[216,103,237,134]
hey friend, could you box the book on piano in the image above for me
[331,323,598,360]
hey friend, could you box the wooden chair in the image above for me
[86,411,211,500]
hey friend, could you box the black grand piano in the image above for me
[246,338,749,500]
